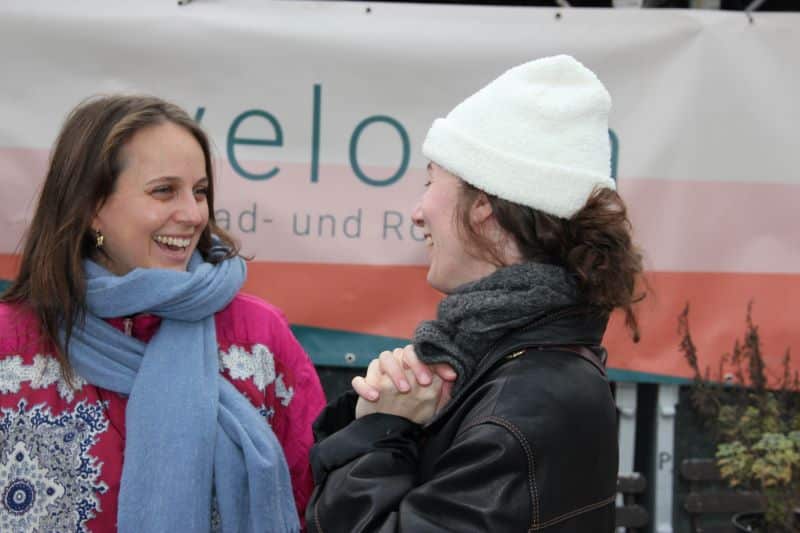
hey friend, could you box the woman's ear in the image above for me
[91,213,102,235]
[469,192,494,226]
[91,198,108,233]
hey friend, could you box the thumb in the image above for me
[433,363,458,382]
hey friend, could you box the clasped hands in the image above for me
[352,345,457,425]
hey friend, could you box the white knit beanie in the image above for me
[422,55,615,219]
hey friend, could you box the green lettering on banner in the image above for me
[227,109,283,181]
[310,84,322,183]
[349,116,409,187]
[609,129,619,182]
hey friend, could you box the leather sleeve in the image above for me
[306,417,533,533]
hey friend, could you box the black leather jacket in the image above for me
[307,308,618,532]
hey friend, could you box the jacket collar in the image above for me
[426,306,608,428]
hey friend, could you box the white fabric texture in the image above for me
[422,55,616,219]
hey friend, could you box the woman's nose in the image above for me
[176,192,206,225]
[411,202,424,227]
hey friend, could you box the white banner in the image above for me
[1,1,798,378]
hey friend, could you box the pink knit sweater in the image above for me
[0,293,326,531]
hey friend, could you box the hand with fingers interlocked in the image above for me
[352,345,457,425]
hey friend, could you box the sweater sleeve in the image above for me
[273,319,326,525]
[216,294,326,529]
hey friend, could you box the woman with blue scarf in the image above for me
[0,95,325,532]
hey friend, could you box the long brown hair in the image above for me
[1,95,240,382]
[457,183,645,341]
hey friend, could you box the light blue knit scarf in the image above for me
[65,253,300,533]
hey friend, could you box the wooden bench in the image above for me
[680,458,765,533]
[616,472,649,532]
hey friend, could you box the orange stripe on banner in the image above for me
[604,271,798,380]
[250,265,800,381]
[2,253,797,382]
[243,261,442,338]
[0,254,20,281]
[0,253,442,338]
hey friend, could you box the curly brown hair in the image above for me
[456,183,645,341]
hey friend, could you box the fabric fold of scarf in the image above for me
[413,262,579,393]
[65,253,299,533]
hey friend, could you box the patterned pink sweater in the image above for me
[0,293,326,532]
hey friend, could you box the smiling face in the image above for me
[411,162,498,293]
[92,121,210,276]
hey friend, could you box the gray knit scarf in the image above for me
[413,262,579,393]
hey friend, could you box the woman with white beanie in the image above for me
[306,55,643,532]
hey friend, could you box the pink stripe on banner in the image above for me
[0,148,49,253]
[619,178,799,274]
[0,146,797,274]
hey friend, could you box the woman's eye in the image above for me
[194,187,209,198]
[151,185,173,196]
[424,180,432,188]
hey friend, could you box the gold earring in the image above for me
[95,229,104,248]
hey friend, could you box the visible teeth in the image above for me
[154,235,191,247]
[424,235,433,246]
